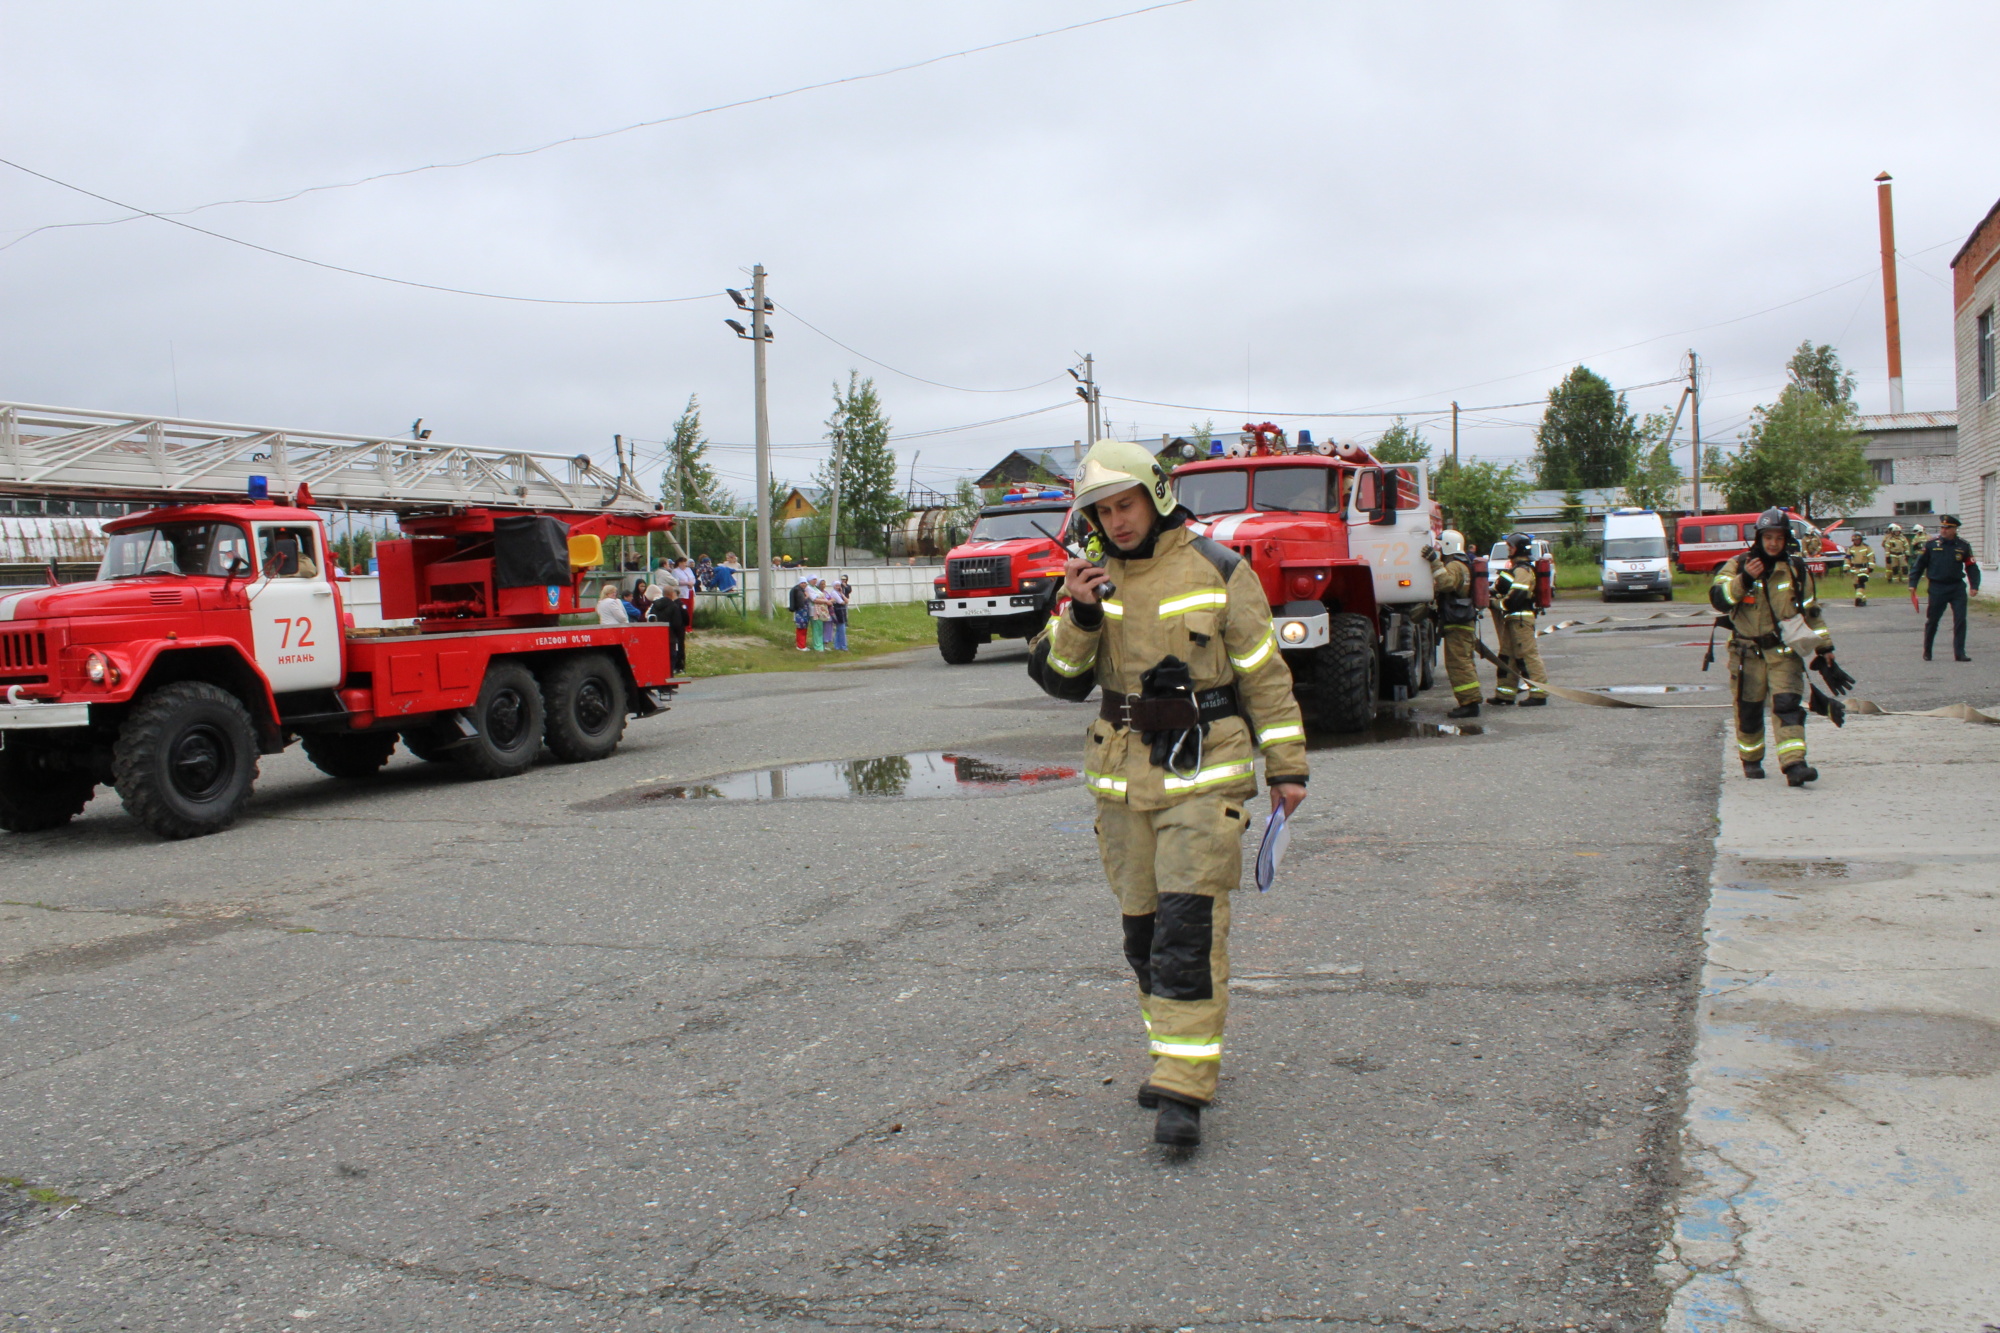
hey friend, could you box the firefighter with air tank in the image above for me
[1426,529,1483,717]
[1488,533,1548,706]
[1028,440,1309,1151]
[1710,508,1853,786]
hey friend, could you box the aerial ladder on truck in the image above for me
[0,401,700,840]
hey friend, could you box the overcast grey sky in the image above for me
[2,1,1992,500]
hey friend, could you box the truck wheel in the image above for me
[937,618,979,665]
[1293,612,1377,734]
[0,747,94,833]
[540,653,627,763]
[302,731,398,779]
[399,722,460,763]
[454,662,545,779]
[112,681,259,839]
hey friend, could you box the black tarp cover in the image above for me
[493,514,571,588]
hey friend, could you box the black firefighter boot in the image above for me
[1154,1094,1202,1148]
[1136,1084,1159,1110]
[1784,762,1819,787]
[1447,699,1481,719]
[1742,760,1766,780]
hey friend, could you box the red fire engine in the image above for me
[1171,424,1443,732]
[0,402,685,839]
[926,486,1073,664]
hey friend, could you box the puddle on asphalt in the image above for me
[1712,1003,2000,1078]
[585,752,1080,806]
[1590,684,1722,695]
[1719,856,1911,887]
[1310,712,1486,748]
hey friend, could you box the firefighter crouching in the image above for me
[1427,529,1483,718]
[1489,534,1548,706]
[1028,440,1309,1150]
[1844,535,1874,607]
[1711,508,1843,786]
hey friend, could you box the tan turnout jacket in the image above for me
[1032,525,1308,810]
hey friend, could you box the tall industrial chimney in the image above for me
[1875,172,1905,415]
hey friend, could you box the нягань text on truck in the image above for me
[0,402,686,840]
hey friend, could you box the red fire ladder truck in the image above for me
[0,401,684,839]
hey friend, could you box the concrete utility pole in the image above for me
[1072,355,1101,445]
[1875,172,1906,415]
[742,266,775,615]
[1451,401,1460,468]
[1688,349,1703,517]
[824,426,843,567]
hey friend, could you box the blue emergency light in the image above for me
[1209,442,1224,457]
[1298,429,1314,450]
[247,475,269,500]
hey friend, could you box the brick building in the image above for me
[1952,195,2000,578]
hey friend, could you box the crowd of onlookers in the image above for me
[588,553,856,662]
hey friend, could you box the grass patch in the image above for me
[684,601,941,677]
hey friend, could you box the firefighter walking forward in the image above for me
[1427,529,1483,718]
[1029,440,1309,1150]
[1489,533,1548,706]
[1844,537,1874,607]
[1711,508,1839,786]
[1882,524,1908,585]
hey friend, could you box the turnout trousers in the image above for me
[1493,616,1548,700]
[1925,585,1969,659]
[1095,792,1244,1105]
[1729,643,1808,768]
[1441,624,1482,702]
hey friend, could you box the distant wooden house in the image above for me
[776,487,827,521]
[975,449,1078,489]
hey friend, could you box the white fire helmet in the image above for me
[1439,530,1466,556]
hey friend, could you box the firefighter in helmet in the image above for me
[1711,508,1839,785]
[1844,533,1874,607]
[1028,440,1309,1150]
[1881,523,1908,585]
[1488,533,1548,706]
[1426,529,1482,717]
[1905,524,1926,585]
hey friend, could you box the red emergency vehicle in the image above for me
[1675,511,1845,575]
[926,487,1073,664]
[0,402,685,840]
[1171,424,1444,732]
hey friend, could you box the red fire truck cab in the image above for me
[926,489,1073,664]
[0,493,682,839]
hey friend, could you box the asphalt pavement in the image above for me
[2,588,1989,1332]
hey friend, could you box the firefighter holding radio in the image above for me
[1028,440,1309,1151]
[1489,533,1549,706]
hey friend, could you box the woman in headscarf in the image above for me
[823,576,848,651]
[806,577,830,652]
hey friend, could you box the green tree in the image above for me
[658,395,734,557]
[1785,341,1857,409]
[1370,416,1432,464]
[814,372,901,556]
[1713,391,1875,521]
[1534,366,1640,488]
[1558,487,1588,547]
[1622,412,1685,513]
[1433,458,1531,552]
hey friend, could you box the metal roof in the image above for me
[1856,411,1957,430]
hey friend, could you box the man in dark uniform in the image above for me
[1909,515,1982,662]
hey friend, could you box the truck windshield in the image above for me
[968,510,1062,543]
[1176,470,1247,515]
[1253,467,1337,512]
[1603,537,1667,560]
[97,522,250,579]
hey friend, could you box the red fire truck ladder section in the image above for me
[0,401,655,517]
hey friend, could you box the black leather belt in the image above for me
[1099,685,1240,731]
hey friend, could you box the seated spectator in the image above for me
[596,585,629,625]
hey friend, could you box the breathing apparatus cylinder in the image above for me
[1534,556,1554,609]
[1472,556,1490,609]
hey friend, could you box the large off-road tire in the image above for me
[0,746,95,833]
[112,681,259,839]
[936,617,979,665]
[399,721,461,763]
[454,661,545,779]
[302,731,398,780]
[539,652,627,763]
[1292,612,1377,734]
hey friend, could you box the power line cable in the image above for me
[1102,376,1683,421]
[0,154,724,305]
[0,0,1201,251]
[776,302,1067,394]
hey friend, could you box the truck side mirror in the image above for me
[1353,470,1380,512]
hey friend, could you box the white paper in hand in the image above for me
[1255,806,1291,893]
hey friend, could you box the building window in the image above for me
[1894,499,1934,516]
[1871,459,1895,484]
[1981,307,1997,401]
